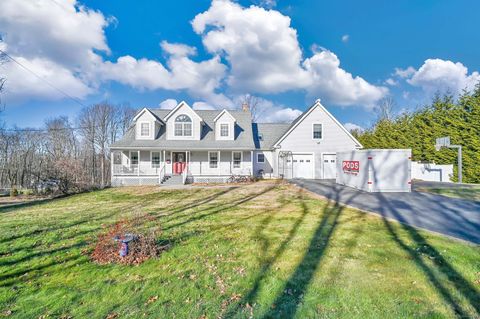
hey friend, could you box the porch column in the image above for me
[250,151,253,175]
[110,151,114,184]
[137,150,140,177]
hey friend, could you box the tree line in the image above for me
[353,85,480,183]
[0,103,136,193]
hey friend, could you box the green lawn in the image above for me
[0,182,479,318]
[417,186,480,202]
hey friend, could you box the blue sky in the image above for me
[1,0,479,129]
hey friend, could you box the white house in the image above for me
[110,99,362,186]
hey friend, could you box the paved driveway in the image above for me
[290,179,480,244]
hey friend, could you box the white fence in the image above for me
[411,162,453,182]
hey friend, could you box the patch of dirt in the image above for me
[90,216,168,265]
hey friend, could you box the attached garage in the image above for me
[291,153,314,179]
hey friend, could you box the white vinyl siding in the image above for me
[275,105,360,179]
[165,103,202,140]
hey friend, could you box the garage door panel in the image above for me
[292,153,314,179]
[323,154,337,179]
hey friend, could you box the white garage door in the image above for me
[323,154,337,179]
[292,153,314,179]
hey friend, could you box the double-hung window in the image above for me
[257,153,265,163]
[313,123,323,140]
[174,115,192,137]
[220,124,229,137]
[130,151,139,166]
[209,152,219,168]
[151,152,160,168]
[232,151,242,168]
[140,122,150,137]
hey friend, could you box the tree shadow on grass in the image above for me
[376,191,480,318]
[162,183,279,231]
[220,183,360,318]
[258,184,360,318]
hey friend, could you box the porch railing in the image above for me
[182,164,190,184]
[158,164,166,184]
[113,164,163,176]
[187,161,251,176]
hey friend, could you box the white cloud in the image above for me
[0,48,92,103]
[385,78,398,86]
[160,41,197,57]
[159,98,178,109]
[192,101,216,110]
[341,34,349,43]
[394,66,416,79]
[192,0,310,93]
[257,0,277,8]
[0,0,387,111]
[0,0,231,107]
[98,52,231,107]
[0,0,107,102]
[230,96,302,122]
[303,50,387,108]
[0,0,109,68]
[343,122,363,132]
[406,59,480,94]
[192,0,387,108]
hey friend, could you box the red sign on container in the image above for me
[342,160,359,174]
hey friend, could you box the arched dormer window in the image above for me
[174,114,192,137]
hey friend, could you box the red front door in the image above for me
[173,152,186,175]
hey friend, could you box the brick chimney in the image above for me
[242,102,249,112]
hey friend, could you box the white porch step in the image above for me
[161,175,183,186]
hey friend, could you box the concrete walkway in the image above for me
[290,179,480,244]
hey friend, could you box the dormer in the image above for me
[133,108,163,140]
[164,101,203,140]
[214,109,236,141]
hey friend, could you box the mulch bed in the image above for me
[91,217,169,265]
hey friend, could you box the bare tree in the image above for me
[375,97,396,122]
[0,100,136,192]
[78,105,98,185]
[239,94,263,122]
[0,41,6,109]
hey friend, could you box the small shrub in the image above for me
[10,188,18,197]
[20,189,34,196]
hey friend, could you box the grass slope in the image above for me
[417,186,480,202]
[0,182,479,318]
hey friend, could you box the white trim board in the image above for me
[133,108,163,123]
[164,101,204,122]
[213,109,237,122]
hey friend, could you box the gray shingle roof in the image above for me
[111,109,257,150]
[252,123,291,150]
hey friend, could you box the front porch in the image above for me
[111,149,254,186]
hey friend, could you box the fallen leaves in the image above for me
[145,295,159,306]
[105,312,118,319]
[90,218,168,265]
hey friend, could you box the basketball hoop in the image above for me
[434,136,463,183]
